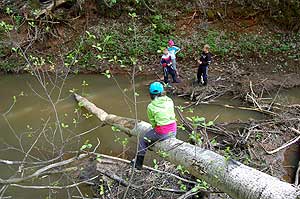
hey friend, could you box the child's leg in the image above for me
[163,67,169,84]
[138,129,160,156]
[169,67,178,83]
[138,129,176,156]
[197,66,202,84]
[202,66,208,85]
[171,59,177,71]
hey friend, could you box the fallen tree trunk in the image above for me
[74,93,300,199]
[36,0,75,18]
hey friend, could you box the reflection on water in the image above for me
[276,87,300,105]
[0,74,267,198]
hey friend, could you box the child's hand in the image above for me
[197,60,202,64]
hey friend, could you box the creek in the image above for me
[0,74,298,198]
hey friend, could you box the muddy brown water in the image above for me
[0,74,298,198]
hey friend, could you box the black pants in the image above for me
[163,66,177,84]
[138,129,176,156]
[197,65,208,85]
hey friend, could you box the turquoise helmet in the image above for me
[149,82,164,94]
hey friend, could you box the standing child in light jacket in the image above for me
[168,40,181,76]
[161,48,178,84]
[131,82,177,170]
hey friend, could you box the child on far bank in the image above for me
[161,48,178,85]
[168,40,181,76]
[197,44,212,86]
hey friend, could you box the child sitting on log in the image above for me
[131,82,177,170]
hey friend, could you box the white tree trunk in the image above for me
[74,94,300,199]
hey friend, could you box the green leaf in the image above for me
[178,124,186,130]
[191,186,199,193]
[196,117,206,122]
[206,121,214,127]
[188,108,194,113]
[96,154,102,161]
[102,70,111,79]
[186,117,192,122]
[61,123,69,128]
[129,12,137,18]
[78,101,84,107]
[80,145,87,150]
[210,139,217,146]
[111,126,121,132]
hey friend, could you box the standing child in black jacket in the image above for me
[197,44,212,86]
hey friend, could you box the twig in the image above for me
[95,153,197,185]
[267,83,284,111]
[290,127,300,135]
[141,0,156,13]
[294,161,300,186]
[177,186,202,199]
[246,93,262,111]
[20,117,51,173]
[264,130,300,155]
[188,12,197,25]
[0,154,88,184]
[93,138,101,153]
[10,175,99,189]
[0,153,63,165]
[176,108,194,132]
[97,168,139,189]
[154,187,186,193]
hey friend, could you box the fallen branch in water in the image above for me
[74,93,300,199]
[0,153,64,165]
[10,175,98,189]
[0,154,88,184]
[265,128,300,155]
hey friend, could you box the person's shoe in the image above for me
[130,155,144,170]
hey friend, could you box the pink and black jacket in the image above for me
[160,54,173,68]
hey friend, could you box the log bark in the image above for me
[36,0,74,18]
[74,93,300,199]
